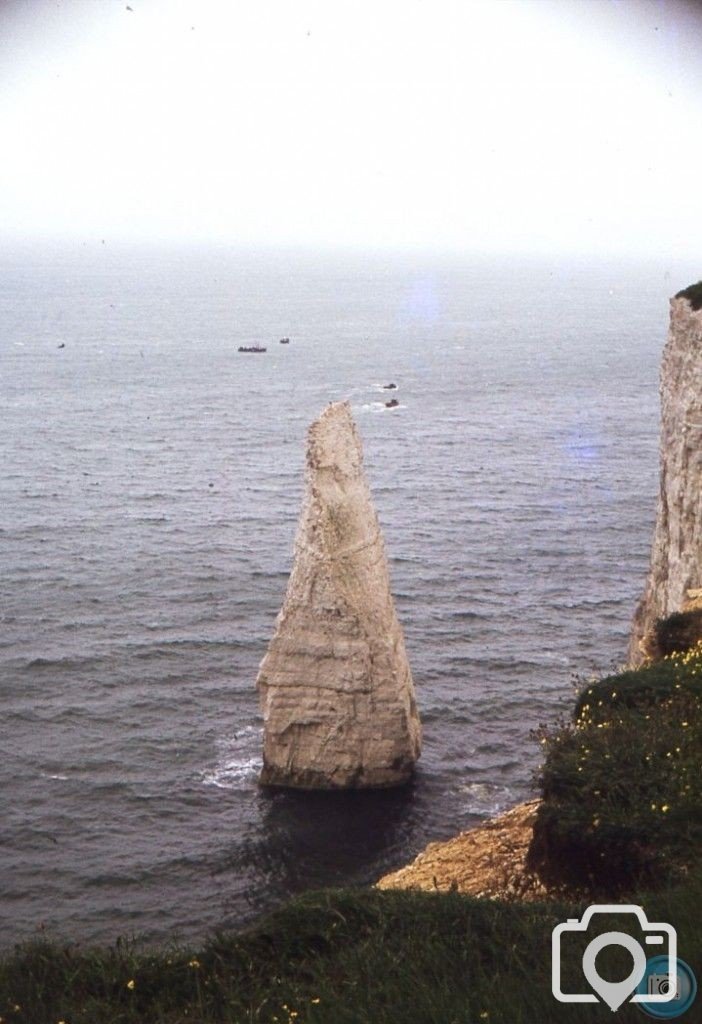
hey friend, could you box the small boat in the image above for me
[238,345,267,353]
[279,337,290,344]
[385,398,400,409]
[382,382,397,390]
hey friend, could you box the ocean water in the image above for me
[0,244,696,946]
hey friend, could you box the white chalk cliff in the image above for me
[630,287,702,665]
[256,401,421,788]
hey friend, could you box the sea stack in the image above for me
[629,283,702,665]
[256,401,421,788]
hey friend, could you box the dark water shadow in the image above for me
[215,779,421,923]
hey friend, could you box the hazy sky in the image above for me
[1,0,701,256]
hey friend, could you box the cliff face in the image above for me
[256,401,421,788]
[630,291,702,665]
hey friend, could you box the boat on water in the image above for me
[385,398,400,409]
[279,337,290,344]
[238,345,267,353]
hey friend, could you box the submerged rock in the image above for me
[256,401,421,788]
[630,287,702,665]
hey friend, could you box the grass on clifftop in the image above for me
[530,641,702,895]
[3,878,702,1024]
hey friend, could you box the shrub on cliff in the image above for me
[652,609,702,659]
[675,279,702,310]
[529,646,702,895]
[573,642,702,721]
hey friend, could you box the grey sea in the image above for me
[1,244,697,946]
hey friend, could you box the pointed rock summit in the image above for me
[256,401,421,788]
[630,284,702,664]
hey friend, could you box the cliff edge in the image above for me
[630,285,702,665]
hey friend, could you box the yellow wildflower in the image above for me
[126,980,135,990]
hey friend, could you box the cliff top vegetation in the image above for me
[675,280,702,310]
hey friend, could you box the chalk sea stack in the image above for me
[630,283,702,665]
[256,401,421,788]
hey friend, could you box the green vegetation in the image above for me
[653,608,702,660]
[2,638,700,1023]
[531,642,702,895]
[573,643,702,721]
[675,279,702,310]
[2,879,702,1024]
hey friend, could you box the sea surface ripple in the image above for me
[0,245,695,945]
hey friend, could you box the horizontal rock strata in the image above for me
[630,291,702,665]
[256,401,421,788]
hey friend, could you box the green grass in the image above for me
[2,878,702,1024]
[531,644,702,895]
[573,642,702,722]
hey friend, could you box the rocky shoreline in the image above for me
[377,799,547,900]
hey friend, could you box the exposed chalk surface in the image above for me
[630,294,702,664]
[256,401,422,788]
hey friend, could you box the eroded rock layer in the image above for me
[630,291,702,665]
[376,800,546,900]
[256,401,421,788]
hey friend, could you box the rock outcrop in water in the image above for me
[630,284,702,665]
[256,401,422,788]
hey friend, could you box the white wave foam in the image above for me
[357,401,403,414]
[456,782,514,817]
[201,727,262,790]
[203,756,261,789]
